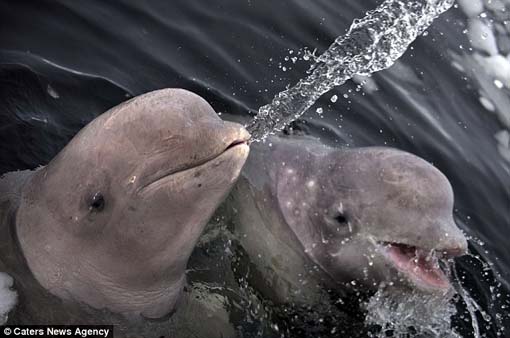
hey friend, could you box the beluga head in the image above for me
[16,88,250,318]
[277,146,468,294]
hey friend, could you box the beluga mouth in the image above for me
[379,242,462,291]
[138,127,250,192]
[224,138,249,151]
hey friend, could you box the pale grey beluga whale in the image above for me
[0,88,250,337]
[229,136,468,306]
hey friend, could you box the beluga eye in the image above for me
[89,192,105,212]
[334,213,348,225]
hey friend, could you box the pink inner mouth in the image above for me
[385,243,450,289]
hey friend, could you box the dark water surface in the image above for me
[1,0,509,336]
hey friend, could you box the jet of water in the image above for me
[247,0,455,141]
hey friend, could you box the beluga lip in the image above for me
[223,129,251,152]
[378,241,464,291]
[225,139,248,151]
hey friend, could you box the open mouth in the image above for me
[380,242,457,290]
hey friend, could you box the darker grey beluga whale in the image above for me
[0,88,249,337]
[229,136,468,305]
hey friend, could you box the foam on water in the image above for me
[0,272,17,325]
[247,0,455,141]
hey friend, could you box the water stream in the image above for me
[246,0,455,140]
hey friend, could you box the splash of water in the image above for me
[450,260,491,338]
[247,0,455,141]
[363,256,506,338]
[364,284,459,337]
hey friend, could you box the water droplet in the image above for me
[47,84,59,99]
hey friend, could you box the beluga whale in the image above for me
[229,135,468,308]
[0,88,250,337]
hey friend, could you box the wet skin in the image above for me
[8,88,250,319]
[230,136,467,305]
